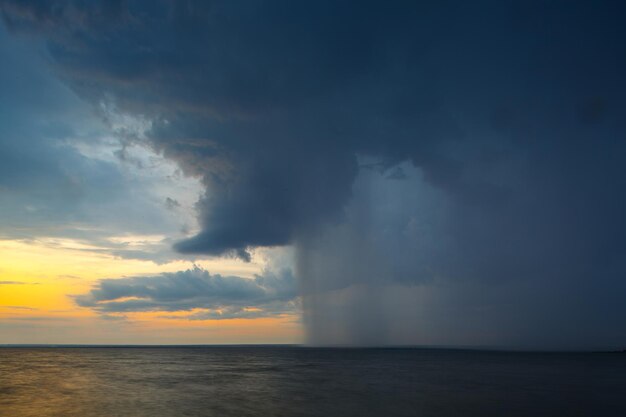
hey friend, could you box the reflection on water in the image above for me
[1,347,625,417]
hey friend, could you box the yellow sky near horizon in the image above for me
[0,237,303,344]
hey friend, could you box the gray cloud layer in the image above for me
[2,0,626,347]
[74,266,298,319]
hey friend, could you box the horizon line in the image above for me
[1,343,624,353]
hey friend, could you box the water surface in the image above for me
[1,347,625,417]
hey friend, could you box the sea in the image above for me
[1,346,625,417]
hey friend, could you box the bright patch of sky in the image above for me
[0,24,206,264]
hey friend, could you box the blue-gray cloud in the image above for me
[74,266,298,317]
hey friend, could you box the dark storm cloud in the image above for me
[3,0,626,347]
[3,0,624,260]
[74,266,297,315]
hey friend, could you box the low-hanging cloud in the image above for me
[3,0,626,348]
[74,266,298,318]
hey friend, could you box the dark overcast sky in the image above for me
[1,0,626,348]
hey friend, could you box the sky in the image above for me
[0,0,625,349]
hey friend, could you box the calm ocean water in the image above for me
[1,347,625,417]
